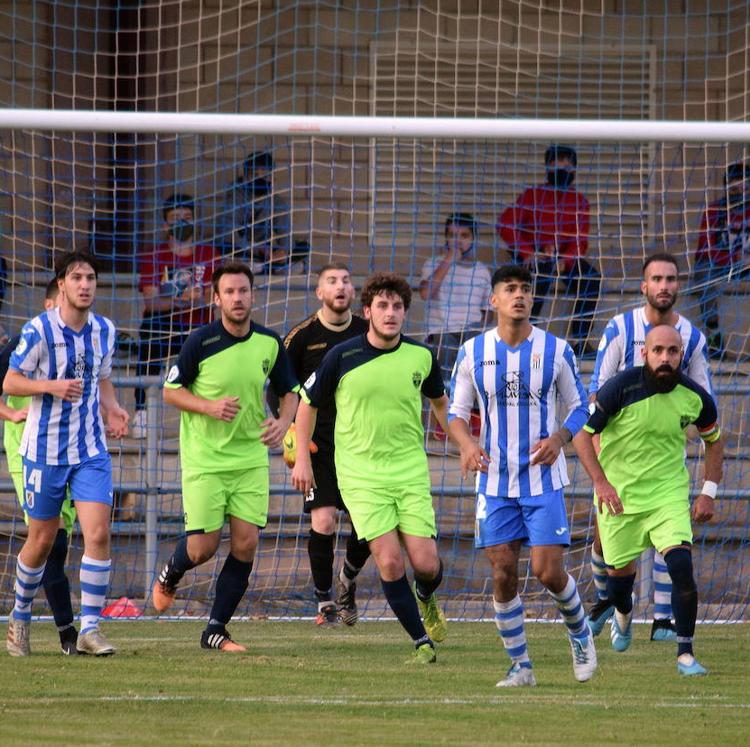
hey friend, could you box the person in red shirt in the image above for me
[497,145,600,358]
[133,194,218,438]
[694,160,750,360]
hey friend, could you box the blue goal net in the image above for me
[0,1,748,623]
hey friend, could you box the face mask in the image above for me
[250,177,271,196]
[546,168,575,188]
[169,220,194,243]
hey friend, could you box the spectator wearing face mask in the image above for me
[694,160,750,360]
[219,150,306,274]
[132,194,219,438]
[497,145,601,358]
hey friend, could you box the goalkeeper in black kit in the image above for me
[282,263,371,626]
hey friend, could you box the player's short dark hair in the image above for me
[162,193,195,221]
[54,250,99,280]
[725,161,747,185]
[212,261,254,293]
[360,272,412,311]
[317,262,350,278]
[544,144,577,167]
[444,212,477,237]
[643,252,679,276]
[244,150,274,174]
[45,277,60,300]
[491,264,533,288]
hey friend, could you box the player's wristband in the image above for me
[700,480,718,499]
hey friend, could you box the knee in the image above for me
[231,536,258,563]
[532,561,566,592]
[491,562,518,596]
[84,523,110,554]
[187,539,217,565]
[412,554,440,581]
[375,552,405,581]
[311,510,336,536]
[664,547,695,591]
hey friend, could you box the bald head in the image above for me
[642,324,683,391]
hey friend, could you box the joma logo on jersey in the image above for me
[412,371,423,389]
[262,358,271,375]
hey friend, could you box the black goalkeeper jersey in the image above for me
[284,310,369,450]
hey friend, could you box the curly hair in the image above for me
[360,272,412,311]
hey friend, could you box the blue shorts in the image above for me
[474,488,570,549]
[22,453,113,521]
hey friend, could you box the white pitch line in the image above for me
[12,694,750,709]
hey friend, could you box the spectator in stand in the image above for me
[132,194,218,439]
[497,144,600,358]
[694,160,750,360]
[419,213,492,382]
[220,150,307,274]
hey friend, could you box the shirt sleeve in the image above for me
[685,331,714,401]
[283,324,306,381]
[558,344,589,436]
[0,335,20,390]
[163,332,202,389]
[267,334,300,397]
[583,376,621,435]
[98,320,116,380]
[447,344,476,422]
[588,318,623,396]
[301,347,341,409]
[9,322,43,375]
[692,384,721,443]
[419,258,437,283]
[421,348,445,399]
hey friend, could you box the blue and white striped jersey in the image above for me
[9,308,116,465]
[448,326,589,498]
[588,307,712,398]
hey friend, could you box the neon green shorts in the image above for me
[12,470,76,535]
[340,481,436,542]
[182,466,269,533]
[597,501,692,569]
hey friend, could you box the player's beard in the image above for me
[224,305,251,325]
[323,295,351,315]
[644,362,680,393]
[646,290,676,311]
[369,318,401,343]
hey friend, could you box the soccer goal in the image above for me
[0,1,748,624]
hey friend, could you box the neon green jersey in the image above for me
[164,320,299,473]
[584,366,720,513]
[301,334,444,489]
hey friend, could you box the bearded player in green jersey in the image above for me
[153,261,299,651]
[576,325,723,676]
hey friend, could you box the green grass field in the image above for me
[1,620,748,746]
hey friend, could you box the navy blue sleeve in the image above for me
[421,348,445,399]
[164,330,203,389]
[301,347,341,409]
[0,335,20,393]
[584,375,621,434]
[267,332,300,397]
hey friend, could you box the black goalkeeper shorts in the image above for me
[304,449,347,514]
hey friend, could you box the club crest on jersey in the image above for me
[262,358,271,375]
[680,415,691,429]
[412,371,423,389]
